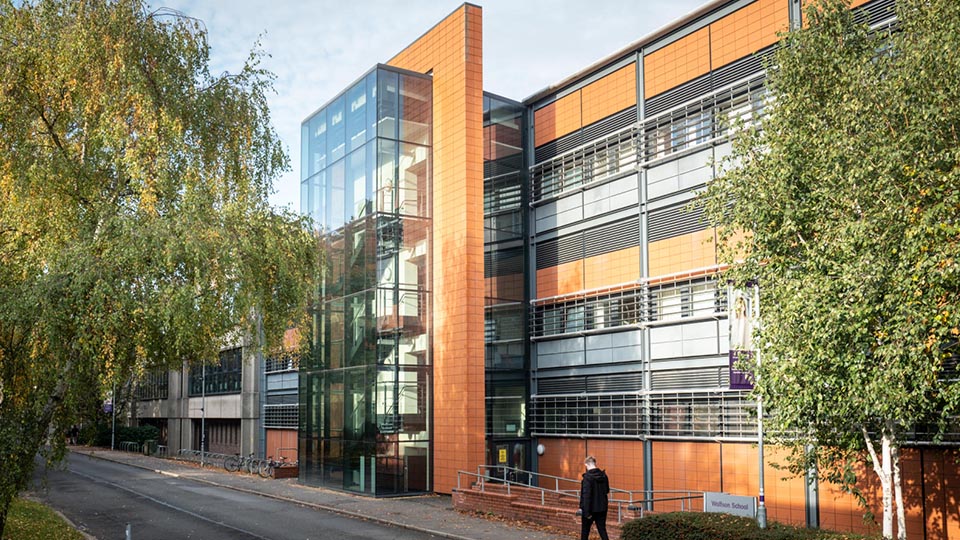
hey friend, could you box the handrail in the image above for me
[460,465,705,523]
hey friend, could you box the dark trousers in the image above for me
[580,510,609,540]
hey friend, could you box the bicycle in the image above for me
[224,452,255,473]
[258,455,288,478]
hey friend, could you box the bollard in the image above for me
[125,523,132,540]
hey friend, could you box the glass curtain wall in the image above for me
[482,95,530,474]
[300,67,432,496]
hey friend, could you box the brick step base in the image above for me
[453,483,640,540]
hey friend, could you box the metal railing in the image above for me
[530,73,769,205]
[457,464,704,523]
[530,272,727,340]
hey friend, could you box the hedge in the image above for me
[620,513,876,540]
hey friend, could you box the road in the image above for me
[30,453,440,540]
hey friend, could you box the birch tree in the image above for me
[702,1,960,538]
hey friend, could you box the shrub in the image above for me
[88,423,160,448]
[620,513,876,540]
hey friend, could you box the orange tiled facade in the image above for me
[297,1,960,538]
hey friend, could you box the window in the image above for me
[189,347,243,396]
[136,369,169,400]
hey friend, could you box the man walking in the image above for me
[576,456,610,540]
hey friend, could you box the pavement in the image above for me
[69,447,573,540]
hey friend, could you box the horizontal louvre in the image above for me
[534,108,636,165]
[537,377,586,394]
[711,46,775,89]
[534,139,561,164]
[535,239,560,269]
[581,108,637,143]
[650,368,729,390]
[586,372,644,393]
[854,0,896,26]
[645,72,712,117]
[266,393,298,405]
[648,203,708,243]
[484,247,524,278]
[583,218,639,258]
[484,155,524,178]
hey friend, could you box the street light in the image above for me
[201,361,206,467]
[752,283,767,529]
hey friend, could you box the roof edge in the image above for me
[522,0,730,106]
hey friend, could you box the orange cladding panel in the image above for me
[719,444,806,527]
[530,439,646,493]
[536,439,587,486]
[536,260,584,299]
[710,0,790,69]
[582,440,644,493]
[580,64,637,127]
[583,246,639,290]
[534,91,582,148]
[644,26,710,99]
[647,229,717,278]
[651,441,722,511]
[388,4,485,495]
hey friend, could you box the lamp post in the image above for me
[110,381,116,451]
[200,362,206,467]
[753,283,767,529]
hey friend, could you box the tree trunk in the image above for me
[0,489,10,538]
[863,426,894,540]
[890,426,906,540]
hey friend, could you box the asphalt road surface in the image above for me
[31,453,439,540]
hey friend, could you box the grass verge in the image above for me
[2,498,84,540]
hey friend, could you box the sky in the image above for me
[159,0,707,211]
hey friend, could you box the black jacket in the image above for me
[580,468,610,515]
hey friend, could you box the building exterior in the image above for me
[294,0,960,537]
[136,341,300,463]
[136,344,260,457]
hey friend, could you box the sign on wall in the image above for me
[704,491,757,518]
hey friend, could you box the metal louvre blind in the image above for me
[535,217,640,270]
[650,367,729,390]
[711,46,776,89]
[647,203,708,243]
[534,108,636,163]
[484,154,523,178]
[853,0,896,26]
[587,372,644,393]
[645,73,712,117]
[581,109,637,144]
[484,247,524,278]
[535,238,561,269]
[583,218,639,258]
[644,46,774,116]
[537,377,586,394]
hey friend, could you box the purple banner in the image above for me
[729,350,755,390]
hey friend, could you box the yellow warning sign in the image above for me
[498,448,507,463]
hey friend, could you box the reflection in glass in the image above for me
[482,94,529,466]
[301,67,432,495]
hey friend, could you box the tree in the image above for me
[0,0,318,534]
[702,1,960,538]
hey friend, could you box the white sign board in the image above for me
[703,492,757,518]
